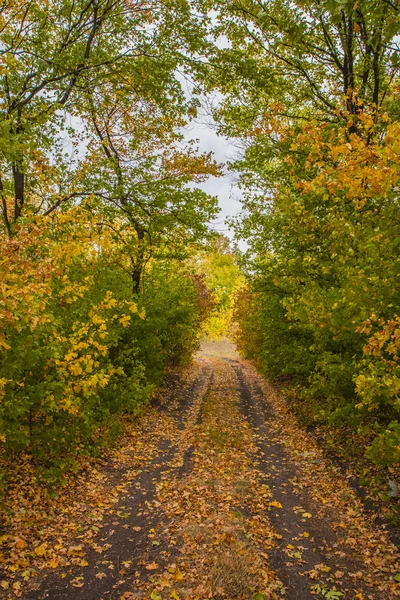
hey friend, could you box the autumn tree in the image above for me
[80,84,219,293]
[207,0,400,130]
[0,0,213,234]
[0,0,219,480]
[205,0,400,486]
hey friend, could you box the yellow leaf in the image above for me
[48,560,59,569]
[160,576,172,588]
[34,544,47,557]
[0,334,11,350]
[79,560,89,567]
[119,314,131,328]
[122,561,132,568]
[174,569,184,581]
[269,500,282,509]
[170,591,180,600]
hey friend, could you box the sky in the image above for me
[177,69,244,244]
[185,118,243,241]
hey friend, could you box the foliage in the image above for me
[232,109,400,476]
[193,235,244,339]
[208,0,400,487]
[207,0,400,128]
[0,0,218,485]
[0,207,213,483]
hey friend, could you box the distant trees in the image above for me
[194,235,244,339]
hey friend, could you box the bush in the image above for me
[0,219,212,484]
[232,113,400,481]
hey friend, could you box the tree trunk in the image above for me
[13,163,25,222]
[132,225,145,295]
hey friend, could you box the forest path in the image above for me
[7,342,400,600]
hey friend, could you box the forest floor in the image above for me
[1,341,400,600]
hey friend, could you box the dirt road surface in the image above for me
[2,342,400,600]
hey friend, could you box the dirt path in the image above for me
[2,342,400,600]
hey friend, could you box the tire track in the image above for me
[22,364,213,600]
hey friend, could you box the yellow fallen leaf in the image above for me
[174,569,184,581]
[170,591,180,600]
[160,576,172,588]
[122,561,132,568]
[79,560,89,567]
[270,500,283,509]
[48,560,59,569]
[302,512,312,518]
[8,565,19,572]
[34,544,47,557]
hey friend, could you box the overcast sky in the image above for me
[177,69,244,243]
[183,116,245,248]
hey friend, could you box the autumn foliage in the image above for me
[233,109,400,490]
[0,0,217,486]
[205,0,400,505]
[0,212,213,483]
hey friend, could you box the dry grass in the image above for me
[234,478,251,497]
[210,543,264,599]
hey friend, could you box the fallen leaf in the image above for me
[48,560,59,568]
[174,569,184,581]
[34,544,47,557]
